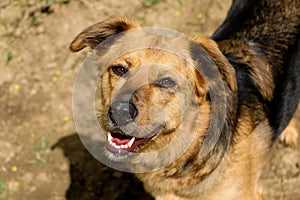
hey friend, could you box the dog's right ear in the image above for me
[192,36,237,93]
[69,16,140,52]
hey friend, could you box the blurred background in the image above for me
[0,0,299,199]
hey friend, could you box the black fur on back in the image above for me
[212,0,300,138]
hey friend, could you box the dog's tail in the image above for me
[212,0,300,139]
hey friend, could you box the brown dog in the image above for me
[69,0,299,199]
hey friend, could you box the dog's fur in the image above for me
[69,0,299,199]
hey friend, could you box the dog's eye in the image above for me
[155,77,177,88]
[111,65,128,77]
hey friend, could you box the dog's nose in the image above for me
[109,101,138,126]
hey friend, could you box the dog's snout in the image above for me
[109,101,138,126]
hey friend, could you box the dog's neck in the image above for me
[135,89,239,198]
[136,113,271,200]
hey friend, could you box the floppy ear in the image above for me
[192,36,237,93]
[69,16,140,52]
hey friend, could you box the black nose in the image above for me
[108,101,138,126]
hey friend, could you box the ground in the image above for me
[0,0,299,199]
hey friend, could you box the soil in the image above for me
[0,0,299,200]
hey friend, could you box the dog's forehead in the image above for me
[119,49,188,69]
[96,29,197,67]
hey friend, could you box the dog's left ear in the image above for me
[69,16,140,52]
[192,36,237,92]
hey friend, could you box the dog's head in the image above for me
[70,16,236,167]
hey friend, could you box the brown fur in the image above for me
[280,118,299,145]
[69,0,299,198]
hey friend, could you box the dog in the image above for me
[69,0,299,199]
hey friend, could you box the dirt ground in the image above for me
[0,0,299,199]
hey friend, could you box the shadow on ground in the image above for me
[53,134,154,200]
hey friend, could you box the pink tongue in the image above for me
[111,137,130,145]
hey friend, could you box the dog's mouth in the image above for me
[105,126,163,155]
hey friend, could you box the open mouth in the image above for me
[105,127,162,155]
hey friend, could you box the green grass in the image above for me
[0,180,8,199]
[31,16,39,26]
[140,0,163,7]
[28,140,52,167]
[43,0,70,4]
[6,51,12,63]
[0,181,7,191]
[140,0,183,7]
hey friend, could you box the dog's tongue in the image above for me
[111,137,131,145]
[106,132,139,155]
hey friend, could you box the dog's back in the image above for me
[213,0,300,138]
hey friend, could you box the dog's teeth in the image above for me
[121,144,129,149]
[107,133,134,149]
[108,133,113,142]
[128,137,135,147]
